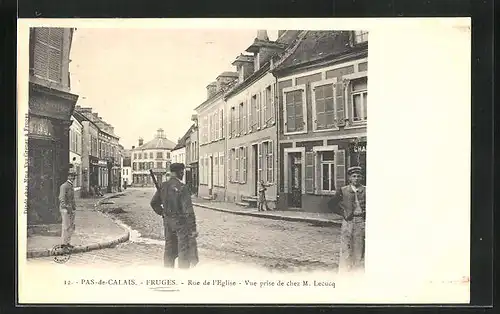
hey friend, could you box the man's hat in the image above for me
[170,163,185,173]
[68,167,77,176]
[347,166,363,176]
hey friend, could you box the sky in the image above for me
[69,29,278,149]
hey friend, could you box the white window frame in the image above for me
[214,152,219,187]
[343,71,368,130]
[283,147,306,194]
[311,78,339,133]
[240,146,247,184]
[282,84,308,135]
[313,145,339,195]
[219,152,225,187]
[265,140,274,184]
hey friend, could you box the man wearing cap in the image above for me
[59,167,77,249]
[150,163,199,269]
[328,166,366,273]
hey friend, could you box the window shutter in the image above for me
[235,149,240,181]
[337,81,347,126]
[228,152,232,182]
[48,46,62,82]
[305,151,314,194]
[268,141,273,183]
[256,94,261,129]
[262,91,267,128]
[258,143,262,183]
[242,103,247,134]
[220,108,224,139]
[228,109,232,138]
[271,84,276,124]
[242,147,247,183]
[315,153,321,194]
[335,149,346,190]
[235,105,240,136]
[249,99,253,133]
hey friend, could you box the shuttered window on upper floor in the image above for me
[33,28,64,83]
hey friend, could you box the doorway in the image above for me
[288,153,302,208]
[209,156,213,196]
[252,144,258,196]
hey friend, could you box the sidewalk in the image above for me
[27,192,130,258]
[192,197,343,226]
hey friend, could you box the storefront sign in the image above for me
[28,116,54,137]
[349,141,367,153]
[98,160,107,166]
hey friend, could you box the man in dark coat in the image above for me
[150,163,199,268]
[328,166,366,273]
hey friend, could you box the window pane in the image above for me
[325,97,334,112]
[322,151,335,161]
[353,94,363,121]
[322,164,329,190]
[324,84,334,98]
[316,99,325,113]
[317,113,326,129]
[325,112,335,127]
[363,92,368,119]
[315,86,324,99]
[352,79,367,91]
[285,92,294,105]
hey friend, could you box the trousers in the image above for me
[61,209,75,245]
[338,216,365,273]
[163,217,190,269]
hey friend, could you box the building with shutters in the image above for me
[27,27,79,224]
[76,106,121,193]
[223,30,302,208]
[185,116,199,196]
[172,124,196,185]
[271,30,368,213]
[195,73,236,201]
[131,129,176,186]
[69,114,83,191]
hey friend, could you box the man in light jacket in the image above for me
[328,166,366,273]
[59,168,77,249]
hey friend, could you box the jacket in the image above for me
[150,177,197,233]
[328,185,366,220]
[59,181,76,212]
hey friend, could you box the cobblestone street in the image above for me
[29,188,341,272]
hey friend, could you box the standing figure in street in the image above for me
[150,163,199,269]
[328,166,366,273]
[258,180,272,211]
[59,167,77,249]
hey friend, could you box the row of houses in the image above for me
[27,27,125,225]
[173,30,368,213]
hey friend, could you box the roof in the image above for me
[174,124,195,149]
[274,31,360,71]
[135,136,176,150]
[217,71,238,78]
[73,110,99,129]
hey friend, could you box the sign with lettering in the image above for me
[349,141,367,153]
[28,116,54,137]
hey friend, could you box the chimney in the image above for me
[138,137,144,146]
[278,30,287,38]
[216,72,239,92]
[256,30,269,41]
[232,54,255,83]
[206,82,217,99]
[245,30,286,71]
[132,146,135,149]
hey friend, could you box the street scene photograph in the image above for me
[16,17,474,305]
[21,26,368,276]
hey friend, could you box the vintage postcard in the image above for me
[17,18,471,304]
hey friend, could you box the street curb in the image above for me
[27,192,130,259]
[192,202,342,226]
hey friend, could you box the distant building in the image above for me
[195,72,237,201]
[172,124,196,184]
[77,107,121,193]
[121,148,132,187]
[69,115,83,191]
[131,128,176,186]
[185,116,199,195]
[272,30,368,212]
[27,27,79,224]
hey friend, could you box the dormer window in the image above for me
[353,31,368,44]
